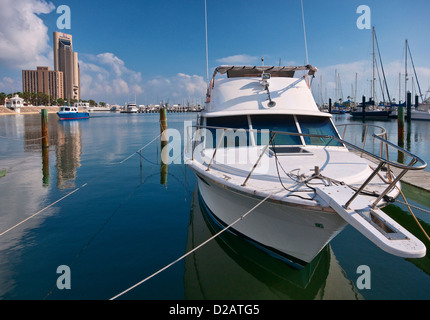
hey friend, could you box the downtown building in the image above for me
[22,66,64,100]
[53,32,80,101]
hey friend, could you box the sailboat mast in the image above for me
[405,39,408,103]
[204,0,209,86]
[355,72,358,103]
[372,26,376,102]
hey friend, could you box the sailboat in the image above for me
[405,41,430,121]
[350,27,393,119]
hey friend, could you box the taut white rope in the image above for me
[110,190,281,300]
[119,133,161,164]
[0,183,87,238]
[0,133,162,239]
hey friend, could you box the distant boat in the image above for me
[350,99,392,119]
[57,105,90,120]
[351,28,393,120]
[410,108,430,120]
[120,102,138,113]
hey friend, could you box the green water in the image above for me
[0,112,429,300]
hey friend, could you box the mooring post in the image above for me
[41,109,49,148]
[362,96,366,120]
[328,98,332,114]
[406,91,412,121]
[159,106,168,185]
[398,97,405,149]
[415,94,419,109]
[41,109,49,185]
[160,106,167,143]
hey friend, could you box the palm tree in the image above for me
[0,92,6,105]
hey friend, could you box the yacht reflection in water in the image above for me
[184,188,363,300]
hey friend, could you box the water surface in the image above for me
[0,112,429,300]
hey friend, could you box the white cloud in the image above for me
[141,73,207,105]
[0,0,207,104]
[0,77,19,93]
[79,53,206,105]
[79,53,144,103]
[0,0,55,69]
[216,54,260,65]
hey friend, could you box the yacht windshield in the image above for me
[203,114,342,148]
[297,116,342,146]
[206,116,249,148]
[250,115,301,146]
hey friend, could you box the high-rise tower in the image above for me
[53,32,80,101]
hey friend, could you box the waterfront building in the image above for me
[22,66,64,100]
[53,32,80,101]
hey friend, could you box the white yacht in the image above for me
[411,103,430,121]
[121,102,138,113]
[185,65,427,268]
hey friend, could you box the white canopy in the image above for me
[212,65,318,79]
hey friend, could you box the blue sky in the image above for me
[0,0,429,105]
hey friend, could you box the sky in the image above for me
[0,0,429,105]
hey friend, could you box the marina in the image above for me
[0,111,430,300]
[0,0,429,304]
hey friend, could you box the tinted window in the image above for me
[250,115,301,146]
[205,116,249,148]
[297,116,342,146]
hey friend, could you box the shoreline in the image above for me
[0,106,60,116]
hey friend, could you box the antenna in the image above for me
[204,0,209,86]
[301,0,309,65]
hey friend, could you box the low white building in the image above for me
[5,95,25,112]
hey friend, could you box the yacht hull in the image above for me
[57,112,89,120]
[194,172,348,268]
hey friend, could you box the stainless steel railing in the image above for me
[188,124,427,209]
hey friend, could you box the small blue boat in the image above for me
[57,105,90,120]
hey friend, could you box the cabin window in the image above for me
[65,108,70,111]
[296,116,342,146]
[250,115,301,146]
[205,116,249,148]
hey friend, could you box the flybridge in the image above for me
[212,65,319,79]
[205,65,319,105]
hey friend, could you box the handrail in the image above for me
[192,124,427,171]
[189,124,427,208]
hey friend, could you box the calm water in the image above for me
[0,112,429,300]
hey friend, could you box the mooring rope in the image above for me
[394,199,430,215]
[395,186,430,242]
[110,189,281,300]
[0,183,87,238]
[0,134,48,142]
[0,133,162,239]
[119,133,162,164]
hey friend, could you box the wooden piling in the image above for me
[362,96,366,120]
[397,96,405,163]
[41,109,49,148]
[159,107,168,185]
[406,91,412,121]
[41,109,49,185]
[328,98,332,114]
